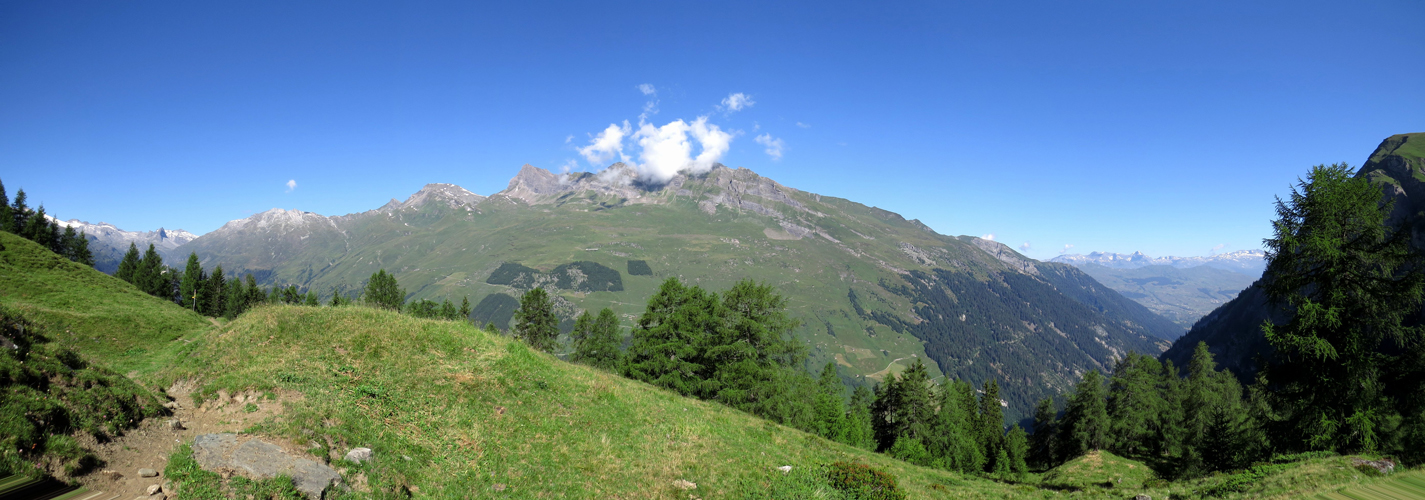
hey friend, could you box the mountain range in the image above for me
[126,163,1181,421]
[47,216,197,273]
[1050,250,1266,277]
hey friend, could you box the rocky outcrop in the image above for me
[191,433,340,500]
[969,237,1038,275]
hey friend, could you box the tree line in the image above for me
[0,179,94,266]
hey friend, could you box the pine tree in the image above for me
[329,288,348,307]
[992,448,1012,479]
[116,243,140,284]
[245,274,262,309]
[1260,163,1424,455]
[514,287,558,352]
[304,291,319,306]
[180,253,204,311]
[571,308,623,371]
[22,205,50,247]
[459,296,471,320]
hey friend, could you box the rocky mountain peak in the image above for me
[390,183,485,211]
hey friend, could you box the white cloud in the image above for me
[564,135,574,144]
[637,84,659,120]
[1210,243,1227,254]
[796,122,811,128]
[637,83,656,96]
[720,92,754,112]
[980,233,995,241]
[1019,242,1032,252]
[578,121,631,166]
[1060,244,1075,254]
[616,116,735,184]
[755,133,785,161]
[285,179,297,193]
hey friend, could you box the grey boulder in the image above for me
[192,433,340,499]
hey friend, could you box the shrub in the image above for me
[825,461,907,500]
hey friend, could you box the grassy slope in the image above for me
[0,229,1414,499]
[0,231,210,377]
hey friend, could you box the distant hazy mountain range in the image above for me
[47,216,197,274]
[1048,251,1263,331]
[144,163,1179,420]
[1050,250,1266,277]
[1163,132,1425,380]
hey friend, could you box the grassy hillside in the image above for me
[0,231,1415,499]
[0,231,210,376]
[181,166,1174,421]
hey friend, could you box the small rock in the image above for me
[402,455,412,461]
[163,401,179,409]
[162,480,176,496]
[673,479,697,490]
[168,419,185,430]
[344,447,373,464]
[776,465,792,474]
[138,468,159,478]
[146,484,162,495]
[101,469,122,480]
[492,483,507,492]
[1134,494,1151,500]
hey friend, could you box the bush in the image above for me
[825,461,907,500]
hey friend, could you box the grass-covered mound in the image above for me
[161,304,976,498]
[0,231,209,376]
[1040,450,1159,491]
[0,305,167,479]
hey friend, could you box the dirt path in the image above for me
[72,380,298,499]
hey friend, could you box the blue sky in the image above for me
[1,1,1420,260]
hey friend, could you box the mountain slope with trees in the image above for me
[175,164,1174,421]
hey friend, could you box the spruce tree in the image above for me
[329,288,347,307]
[304,291,319,306]
[1005,424,1029,478]
[22,205,50,247]
[1059,370,1109,459]
[571,308,623,371]
[1028,397,1059,469]
[844,385,877,451]
[180,253,205,311]
[73,230,94,267]
[116,243,140,284]
[10,189,28,233]
[1107,352,1167,458]
[245,274,262,309]
[813,361,848,442]
[459,296,471,320]
[0,179,10,233]
[364,269,405,310]
[137,244,167,298]
[206,265,226,315]
[979,379,1006,472]
[930,380,983,473]
[225,278,244,319]
[513,287,558,352]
